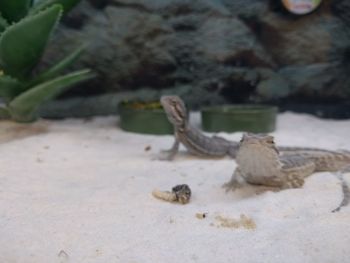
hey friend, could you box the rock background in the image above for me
[39,0,350,116]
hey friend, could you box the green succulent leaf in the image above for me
[0,0,31,23]
[29,44,86,86]
[0,14,9,33]
[0,75,25,100]
[9,69,94,122]
[30,0,81,15]
[0,4,62,79]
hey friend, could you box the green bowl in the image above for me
[201,105,278,133]
[118,101,173,135]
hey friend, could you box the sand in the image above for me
[0,112,349,263]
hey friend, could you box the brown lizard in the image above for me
[223,133,350,212]
[159,95,239,160]
[160,95,339,160]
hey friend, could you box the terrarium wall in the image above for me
[38,0,350,117]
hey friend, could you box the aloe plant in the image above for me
[0,0,94,122]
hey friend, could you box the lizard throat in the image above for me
[236,144,282,176]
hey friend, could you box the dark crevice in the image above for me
[172,23,197,31]
[219,80,255,103]
[223,50,272,68]
[87,0,111,9]
[61,14,88,29]
[109,1,152,13]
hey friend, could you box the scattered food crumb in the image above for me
[144,145,151,151]
[213,214,256,230]
[36,158,43,163]
[195,213,207,219]
[44,145,50,149]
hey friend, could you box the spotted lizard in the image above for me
[223,133,350,212]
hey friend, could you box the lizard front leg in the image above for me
[223,167,244,192]
[279,173,306,189]
[158,138,180,161]
[279,157,315,189]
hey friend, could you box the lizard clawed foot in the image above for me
[154,150,176,161]
[282,175,305,189]
[222,180,241,192]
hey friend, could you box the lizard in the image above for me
[223,133,350,212]
[160,95,340,160]
[159,95,239,160]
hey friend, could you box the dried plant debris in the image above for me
[121,101,162,110]
[213,214,256,230]
[0,121,48,143]
[152,184,191,204]
[144,145,151,151]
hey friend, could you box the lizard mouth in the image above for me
[242,141,261,146]
[240,143,272,154]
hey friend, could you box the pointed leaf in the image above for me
[30,0,81,15]
[9,69,94,122]
[0,0,31,23]
[0,4,62,79]
[29,44,86,86]
[0,75,25,100]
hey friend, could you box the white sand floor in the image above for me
[0,112,350,263]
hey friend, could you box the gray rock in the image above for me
[110,0,230,16]
[221,0,268,18]
[197,17,274,67]
[257,11,350,66]
[42,0,273,94]
[332,0,350,26]
[255,68,291,99]
[279,63,335,92]
[36,0,350,118]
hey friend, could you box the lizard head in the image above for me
[239,133,279,155]
[160,95,187,127]
[236,133,281,175]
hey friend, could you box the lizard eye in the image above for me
[266,139,274,144]
[265,136,274,144]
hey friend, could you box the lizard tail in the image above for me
[332,169,350,213]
